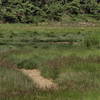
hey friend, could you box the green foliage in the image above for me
[0,0,100,23]
[43,2,64,21]
[64,0,81,14]
[0,0,45,23]
[80,0,98,14]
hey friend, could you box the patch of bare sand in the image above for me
[21,69,58,90]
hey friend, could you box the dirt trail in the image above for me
[21,69,58,90]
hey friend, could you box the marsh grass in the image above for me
[0,48,100,100]
[1,48,99,91]
[0,24,100,48]
[0,66,36,96]
[0,24,100,100]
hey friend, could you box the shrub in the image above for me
[43,2,64,21]
[64,0,81,14]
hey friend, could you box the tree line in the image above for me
[0,0,100,23]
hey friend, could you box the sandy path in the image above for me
[21,69,58,90]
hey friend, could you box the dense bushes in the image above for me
[0,1,45,23]
[0,0,100,23]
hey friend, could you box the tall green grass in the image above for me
[0,66,35,93]
[0,24,100,48]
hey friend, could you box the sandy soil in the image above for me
[21,69,58,90]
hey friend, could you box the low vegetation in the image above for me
[0,24,100,100]
[0,24,100,48]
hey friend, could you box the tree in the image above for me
[0,0,100,23]
[80,0,98,14]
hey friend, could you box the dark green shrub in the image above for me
[65,1,81,14]
[0,0,100,23]
[43,2,64,21]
